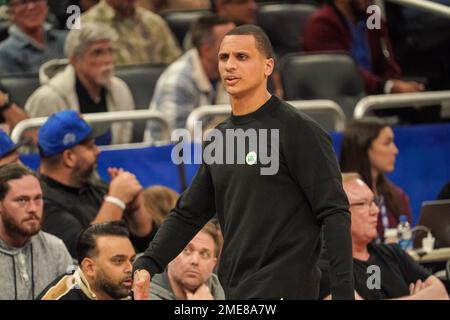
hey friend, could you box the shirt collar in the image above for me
[8,22,53,49]
[99,0,138,21]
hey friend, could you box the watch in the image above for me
[0,92,12,112]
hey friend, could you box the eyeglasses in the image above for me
[349,197,380,210]
[9,0,45,7]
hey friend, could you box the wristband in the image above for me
[104,195,126,210]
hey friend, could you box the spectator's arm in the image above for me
[393,276,449,300]
[92,171,143,225]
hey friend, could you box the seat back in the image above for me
[115,64,167,142]
[257,3,317,56]
[162,9,210,47]
[279,52,366,118]
[1,72,40,108]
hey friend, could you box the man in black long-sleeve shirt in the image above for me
[134,25,354,299]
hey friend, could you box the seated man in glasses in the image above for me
[319,173,449,300]
[0,0,66,74]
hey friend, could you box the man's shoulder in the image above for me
[206,273,225,300]
[39,272,91,300]
[33,231,67,249]
[47,28,67,43]
[136,6,168,26]
[308,4,340,23]
[158,51,195,84]
[81,1,111,22]
[150,272,176,300]
[274,98,329,134]
[369,242,405,260]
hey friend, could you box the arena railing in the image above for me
[186,99,346,140]
[386,0,450,19]
[353,90,450,119]
[11,110,171,148]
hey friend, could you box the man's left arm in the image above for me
[125,193,153,237]
[284,117,354,299]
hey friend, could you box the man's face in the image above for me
[205,22,236,79]
[220,0,258,25]
[70,138,100,184]
[0,175,43,238]
[73,40,115,88]
[218,35,273,99]
[168,231,217,293]
[8,0,48,32]
[0,151,20,167]
[344,178,380,243]
[90,236,136,300]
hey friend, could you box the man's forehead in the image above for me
[220,34,256,50]
[87,40,113,50]
[96,236,135,256]
[189,231,215,249]
[6,176,42,195]
[344,179,373,200]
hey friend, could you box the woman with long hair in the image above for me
[340,118,412,240]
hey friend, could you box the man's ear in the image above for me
[62,149,76,169]
[81,257,95,278]
[264,58,274,78]
[69,56,78,68]
[198,42,210,59]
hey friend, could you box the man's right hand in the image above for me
[391,80,425,93]
[185,284,214,300]
[108,171,142,204]
[133,270,151,300]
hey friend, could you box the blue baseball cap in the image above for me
[38,110,93,157]
[0,129,31,158]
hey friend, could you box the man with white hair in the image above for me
[25,22,134,145]
[319,173,449,300]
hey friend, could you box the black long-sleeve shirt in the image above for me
[134,96,354,299]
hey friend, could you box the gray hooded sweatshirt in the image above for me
[0,231,73,300]
[150,270,225,300]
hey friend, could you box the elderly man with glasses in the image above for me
[0,0,66,74]
[319,172,449,300]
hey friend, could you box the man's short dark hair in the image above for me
[191,15,233,50]
[225,24,273,58]
[76,221,130,265]
[0,163,36,201]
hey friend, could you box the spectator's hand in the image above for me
[108,171,142,204]
[391,80,425,93]
[355,291,364,300]
[108,167,124,179]
[409,279,427,295]
[133,270,150,300]
[185,284,214,300]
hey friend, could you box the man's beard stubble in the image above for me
[95,268,132,300]
[1,212,41,239]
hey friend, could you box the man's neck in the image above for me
[40,167,84,189]
[0,224,29,248]
[167,272,188,300]
[230,89,271,116]
[20,25,45,47]
[352,241,370,261]
[106,0,135,18]
[77,72,102,103]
